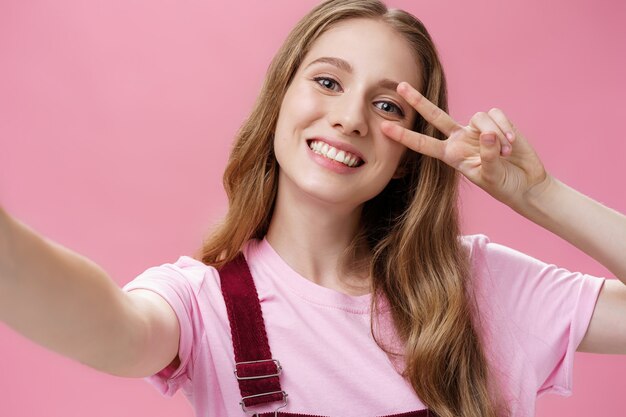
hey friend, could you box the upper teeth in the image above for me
[308,140,362,167]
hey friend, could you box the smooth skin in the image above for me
[267,19,422,296]
[381,81,626,354]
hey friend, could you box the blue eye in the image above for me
[314,77,342,92]
[375,101,404,117]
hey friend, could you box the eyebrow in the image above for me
[305,56,400,92]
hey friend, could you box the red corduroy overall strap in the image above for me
[219,253,436,417]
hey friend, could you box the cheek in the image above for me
[377,138,407,170]
[392,143,408,164]
[278,83,325,129]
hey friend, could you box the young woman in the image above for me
[1,1,625,416]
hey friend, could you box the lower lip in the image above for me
[305,142,363,174]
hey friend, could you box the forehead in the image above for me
[301,18,422,89]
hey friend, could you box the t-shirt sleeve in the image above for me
[122,256,207,396]
[465,234,606,397]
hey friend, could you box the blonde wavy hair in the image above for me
[198,1,509,416]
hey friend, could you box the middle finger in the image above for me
[397,82,461,136]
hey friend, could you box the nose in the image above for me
[328,92,369,137]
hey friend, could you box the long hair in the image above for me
[198,1,508,416]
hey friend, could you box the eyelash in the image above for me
[312,76,405,118]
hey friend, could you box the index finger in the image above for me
[398,82,461,137]
[381,121,446,161]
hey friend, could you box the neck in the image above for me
[265,176,371,296]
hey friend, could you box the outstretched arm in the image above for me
[382,82,626,354]
[0,207,180,376]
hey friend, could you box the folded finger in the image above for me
[487,108,516,143]
[469,111,511,156]
[479,133,503,185]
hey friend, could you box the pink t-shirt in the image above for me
[122,234,605,416]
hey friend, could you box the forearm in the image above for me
[516,175,626,280]
[0,207,143,373]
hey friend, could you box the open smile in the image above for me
[306,139,365,167]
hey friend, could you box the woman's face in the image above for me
[273,18,421,211]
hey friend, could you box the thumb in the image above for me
[479,132,503,184]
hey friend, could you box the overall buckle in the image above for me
[240,390,288,416]
[235,358,288,416]
[234,358,282,380]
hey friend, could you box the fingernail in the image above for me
[483,134,496,144]
[506,132,514,141]
[502,145,511,154]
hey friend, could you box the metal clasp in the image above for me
[240,390,288,416]
[234,358,282,380]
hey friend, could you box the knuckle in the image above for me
[489,108,510,124]
[399,129,407,143]
[399,127,411,144]
[429,107,441,120]
[408,91,423,106]
[472,111,485,121]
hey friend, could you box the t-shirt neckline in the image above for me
[245,237,374,314]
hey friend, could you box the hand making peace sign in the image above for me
[381,82,550,209]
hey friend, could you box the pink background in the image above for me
[1,0,625,416]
